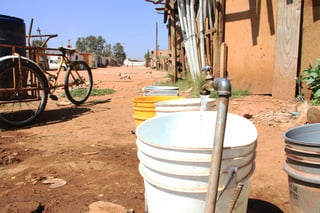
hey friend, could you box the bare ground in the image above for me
[0,66,307,212]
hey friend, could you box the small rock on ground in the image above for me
[307,106,320,123]
[88,201,127,213]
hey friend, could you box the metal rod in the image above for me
[227,182,244,213]
[27,18,33,47]
[205,77,231,213]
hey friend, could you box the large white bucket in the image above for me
[155,98,216,116]
[136,111,258,213]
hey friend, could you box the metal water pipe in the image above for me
[203,77,231,213]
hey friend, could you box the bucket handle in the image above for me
[227,182,244,213]
[217,166,237,201]
[217,166,245,213]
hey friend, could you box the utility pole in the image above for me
[156,22,159,69]
[36,27,42,42]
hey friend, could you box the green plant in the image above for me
[155,72,206,97]
[61,88,115,98]
[90,88,115,96]
[154,73,249,99]
[302,59,320,105]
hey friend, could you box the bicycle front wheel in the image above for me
[64,61,93,105]
[0,59,49,127]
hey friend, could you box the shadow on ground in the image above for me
[81,98,112,107]
[0,98,113,131]
[36,107,91,124]
[247,199,283,213]
[34,98,112,126]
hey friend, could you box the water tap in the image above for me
[200,65,214,95]
[200,65,232,98]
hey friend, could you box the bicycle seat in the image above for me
[59,47,77,54]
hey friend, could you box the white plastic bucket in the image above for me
[137,149,255,176]
[143,86,179,96]
[142,172,252,213]
[155,98,216,116]
[136,111,258,213]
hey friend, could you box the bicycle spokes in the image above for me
[64,61,93,105]
[0,59,48,126]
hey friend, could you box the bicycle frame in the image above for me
[0,20,93,126]
[0,44,73,96]
[0,53,49,92]
[38,48,73,94]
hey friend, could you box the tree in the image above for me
[75,37,86,53]
[112,42,126,65]
[31,39,44,47]
[103,44,112,57]
[75,35,107,56]
[75,36,126,61]
[95,36,106,55]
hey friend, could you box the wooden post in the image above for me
[272,0,302,99]
[220,42,228,78]
[205,18,213,66]
[213,0,226,77]
[169,3,177,83]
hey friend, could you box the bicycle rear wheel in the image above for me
[0,59,48,127]
[64,61,93,105]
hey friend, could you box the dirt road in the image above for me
[0,65,304,212]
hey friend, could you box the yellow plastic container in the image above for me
[133,96,185,127]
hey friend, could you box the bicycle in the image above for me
[0,34,93,127]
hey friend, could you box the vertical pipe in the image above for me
[186,0,196,77]
[199,0,206,68]
[205,97,229,213]
[205,78,231,213]
[190,0,200,77]
[178,0,195,80]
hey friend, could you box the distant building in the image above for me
[123,58,145,67]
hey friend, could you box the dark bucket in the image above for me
[283,123,320,213]
[0,14,26,57]
[0,15,27,100]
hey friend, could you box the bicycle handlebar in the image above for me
[26,34,58,48]
[27,18,58,48]
[27,34,58,39]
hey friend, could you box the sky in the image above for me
[0,0,168,60]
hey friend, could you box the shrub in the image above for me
[302,59,320,105]
[154,73,249,99]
